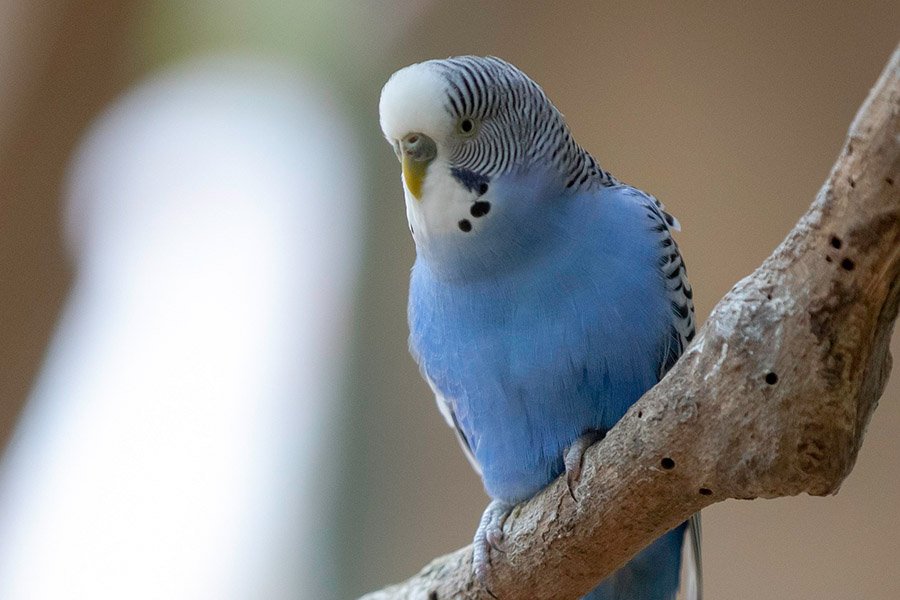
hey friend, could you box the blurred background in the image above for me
[0,1,898,598]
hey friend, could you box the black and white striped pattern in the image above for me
[620,187,696,376]
[434,56,617,190]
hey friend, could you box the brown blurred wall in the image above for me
[0,0,140,441]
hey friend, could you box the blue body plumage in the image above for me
[410,179,675,503]
[380,56,699,600]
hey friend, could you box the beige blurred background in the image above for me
[0,1,898,599]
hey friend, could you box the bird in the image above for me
[379,55,700,600]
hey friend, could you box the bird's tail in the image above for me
[680,513,703,600]
[582,522,688,600]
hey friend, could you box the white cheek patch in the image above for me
[405,160,486,244]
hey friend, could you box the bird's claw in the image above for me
[564,429,606,502]
[473,500,513,590]
[485,523,506,554]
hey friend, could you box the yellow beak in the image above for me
[398,132,436,201]
[402,154,428,200]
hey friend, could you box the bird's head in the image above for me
[379,56,607,276]
[379,56,551,201]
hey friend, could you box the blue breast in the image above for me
[409,182,673,504]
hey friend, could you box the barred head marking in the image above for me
[380,56,616,192]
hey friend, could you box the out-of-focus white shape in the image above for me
[0,55,362,599]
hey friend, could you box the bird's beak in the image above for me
[399,133,436,200]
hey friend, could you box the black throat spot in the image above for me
[470,201,491,218]
[450,167,490,195]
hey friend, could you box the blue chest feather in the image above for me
[409,182,673,504]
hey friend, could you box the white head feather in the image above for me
[379,61,454,144]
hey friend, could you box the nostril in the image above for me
[400,132,437,163]
[401,133,436,162]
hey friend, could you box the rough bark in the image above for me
[362,45,900,600]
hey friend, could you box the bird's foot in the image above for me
[564,429,606,502]
[472,499,513,592]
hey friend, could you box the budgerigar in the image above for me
[379,56,701,600]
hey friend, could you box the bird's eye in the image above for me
[457,117,478,137]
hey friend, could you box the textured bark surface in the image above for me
[361,46,900,600]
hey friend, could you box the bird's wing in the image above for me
[425,375,482,475]
[619,187,696,376]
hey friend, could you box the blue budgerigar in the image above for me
[379,56,701,600]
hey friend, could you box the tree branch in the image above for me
[362,45,900,600]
